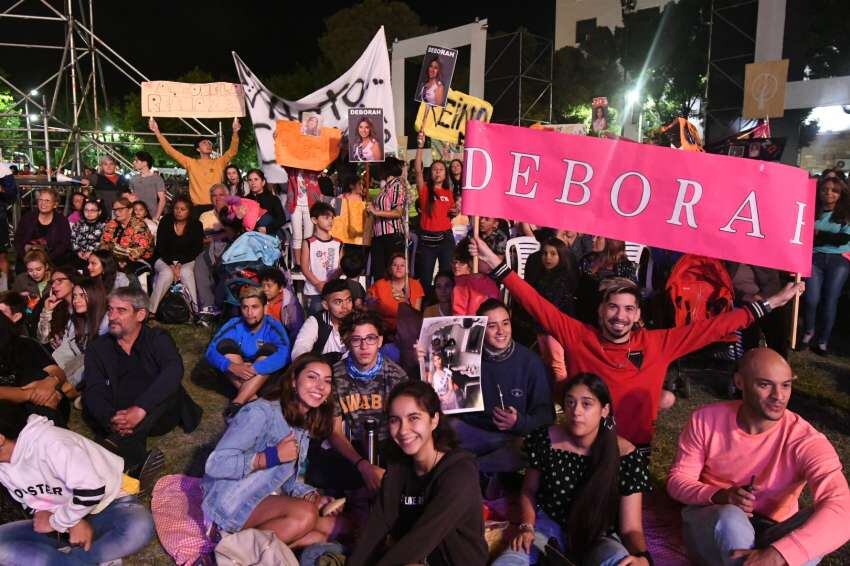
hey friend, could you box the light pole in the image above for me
[24,89,38,166]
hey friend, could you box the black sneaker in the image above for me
[223,402,244,422]
[137,448,166,498]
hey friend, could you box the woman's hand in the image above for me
[509,530,535,553]
[44,289,61,311]
[276,432,299,463]
[417,130,426,148]
[413,341,426,364]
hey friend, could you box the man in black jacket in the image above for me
[82,286,201,471]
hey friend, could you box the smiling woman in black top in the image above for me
[349,381,487,566]
[493,373,652,566]
[149,195,204,316]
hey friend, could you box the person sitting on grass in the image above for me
[0,410,155,566]
[83,286,201,473]
[202,354,343,548]
[259,268,304,342]
[667,347,850,566]
[470,236,805,452]
[493,373,652,566]
[291,278,353,364]
[348,380,488,566]
[205,286,291,421]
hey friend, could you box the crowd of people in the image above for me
[0,126,847,566]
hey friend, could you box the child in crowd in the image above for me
[530,238,579,396]
[260,268,304,342]
[339,249,367,308]
[494,373,651,566]
[349,381,488,566]
[202,354,342,548]
[301,202,343,316]
[0,250,11,292]
[223,195,274,233]
[12,249,52,313]
[0,411,155,565]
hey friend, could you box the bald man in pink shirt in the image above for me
[668,348,850,566]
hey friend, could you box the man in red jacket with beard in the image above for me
[470,237,804,452]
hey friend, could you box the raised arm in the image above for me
[221,118,241,162]
[148,118,189,167]
[415,131,426,188]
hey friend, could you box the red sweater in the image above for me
[504,271,754,444]
[418,183,454,232]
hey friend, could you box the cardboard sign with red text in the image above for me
[462,121,815,275]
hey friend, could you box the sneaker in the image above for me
[137,448,166,498]
[198,306,221,316]
[73,396,83,411]
[223,402,244,423]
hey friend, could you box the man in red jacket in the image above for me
[470,237,804,449]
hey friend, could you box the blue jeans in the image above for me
[803,252,850,347]
[449,418,524,473]
[0,496,154,565]
[681,504,821,566]
[492,511,629,566]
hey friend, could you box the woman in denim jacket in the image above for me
[202,354,341,547]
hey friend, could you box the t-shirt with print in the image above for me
[390,464,435,543]
[129,173,165,218]
[332,357,408,451]
[304,235,342,297]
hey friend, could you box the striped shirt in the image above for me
[372,177,406,237]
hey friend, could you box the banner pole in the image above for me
[790,273,802,350]
[472,216,480,274]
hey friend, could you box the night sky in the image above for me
[3,1,555,99]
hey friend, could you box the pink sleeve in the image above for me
[666,410,721,505]
[771,436,850,566]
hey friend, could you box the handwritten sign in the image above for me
[414,89,493,145]
[141,81,246,118]
[743,60,789,119]
[275,120,341,171]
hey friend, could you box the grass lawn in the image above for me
[63,323,850,565]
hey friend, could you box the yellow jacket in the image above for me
[155,131,239,205]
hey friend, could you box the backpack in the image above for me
[157,283,194,324]
[309,312,342,364]
[666,254,736,341]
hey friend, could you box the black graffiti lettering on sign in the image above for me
[427,95,490,144]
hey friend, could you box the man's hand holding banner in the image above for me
[462,121,815,275]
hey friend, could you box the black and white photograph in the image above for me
[414,45,458,108]
[348,107,384,162]
[418,316,486,414]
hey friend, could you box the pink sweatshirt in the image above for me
[667,401,850,565]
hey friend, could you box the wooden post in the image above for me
[472,216,480,273]
[790,273,802,350]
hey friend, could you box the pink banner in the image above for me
[462,121,816,276]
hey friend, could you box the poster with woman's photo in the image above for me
[414,46,458,108]
[348,108,384,162]
[591,96,609,132]
[419,316,487,414]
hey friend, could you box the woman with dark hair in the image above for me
[352,118,382,162]
[149,195,204,315]
[414,131,456,294]
[349,380,487,566]
[51,277,108,392]
[245,168,285,235]
[99,196,154,265]
[70,198,106,268]
[423,270,454,318]
[67,191,87,226]
[87,249,130,292]
[530,238,579,393]
[202,354,342,547]
[132,200,159,239]
[493,373,651,566]
[419,56,446,106]
[224,164,248,197]
[448,158,464,196]
[367,252,424,333]
[367,157,408,281]
[801,176,850,355]
[36,265,80,350]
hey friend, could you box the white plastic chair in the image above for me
[624,242,647,266]
[503,236,541,304]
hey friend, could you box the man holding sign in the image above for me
[470,238,804,450]
[148,117,240,206]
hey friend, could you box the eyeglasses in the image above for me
[349,335,379,347]
[112,206,127,212]
[36,198,54,204]
[51,277,69,284]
